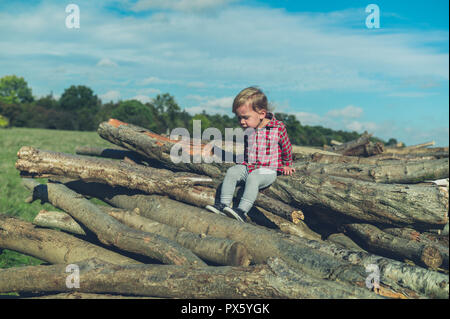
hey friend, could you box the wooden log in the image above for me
[75,145,158,167]
[93,121,448,228]
[60,180,418,298]
[0,214,139,265]
[16,145,214,197]
[310,152,445,165]
[382,227,449,248]
[248,207,322,241]
[16,146,300,223]
[397,141,435,150]
[380,146,449,156]
[31,207,252,266]
[381,227,448,269]
[19,146,448,229]
[33,209,86,235]
[262,173,448,229]
[99,206,252,266]
[286,233,449,299]
[342,223,446,269]
[22,179,207,267]
[97,118,230,178]
[0,258,382,299]
[324,132,384,157]
[325,233,367,252]
[29,292,158,299]
[291,158,449,184]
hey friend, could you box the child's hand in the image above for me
[282,166,296,176]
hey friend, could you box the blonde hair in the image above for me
[232,87,268,114]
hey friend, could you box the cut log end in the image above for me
[228,242,252,267]
[291,210,305,224]
[421,245,443,269]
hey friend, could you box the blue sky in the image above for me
[0,0,448,146]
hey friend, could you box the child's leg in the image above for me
[237,168,277,213]
[220,165,248,206]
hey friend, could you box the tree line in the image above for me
[0,75,398,146]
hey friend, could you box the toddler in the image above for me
[206,87,295,222]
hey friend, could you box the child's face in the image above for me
[235,102,266,129]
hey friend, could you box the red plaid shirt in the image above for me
[241,113,293,174]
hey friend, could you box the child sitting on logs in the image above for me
[206,87,295,222]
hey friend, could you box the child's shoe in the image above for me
[205,202,227,216]
[223,207,248,223]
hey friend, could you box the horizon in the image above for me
[0,0,448,146]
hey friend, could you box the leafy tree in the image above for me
[0,75,34,104]
[110,100,154,129]
[59,85,100,111]
[151,93,183,133]
[59,85,101,131]
[0,114,9,128]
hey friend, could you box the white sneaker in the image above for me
[205,203,227,216]
[223,207,247,222]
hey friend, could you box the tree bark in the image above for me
[380,227,448,269]
[22,179,207,267]
[33,209,86,235]
[291,158,449,184]
[324,132,384,157]
[0,214,139,265]
[98,206,252,266]
[32,207,252,267]
[97,118,230,178]
[0,257,382,299]
[381,227,449,249]
[325,233,366,252]
[75,145,152,166]
[342,223,446,269]
[285,233,449,299]
[93,121,448,229]
[262,174,448,229]
[16,145,213,197]
[59,179,422,298]
[247,207,322,241]
[16,146,300,223]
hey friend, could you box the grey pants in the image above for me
[220,164,277,213]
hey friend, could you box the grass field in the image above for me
[0,127,113,268]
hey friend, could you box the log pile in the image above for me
[2,118,448,299]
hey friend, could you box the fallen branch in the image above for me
[0,214,139,265]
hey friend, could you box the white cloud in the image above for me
[97,58,118,67]
[132,94,153,103]
[293,112,323,126]
[140,76,176,85]
[326,105,363,119]
[346,121,378,133]
[131,0,239,12]
[185,96,233,114]
[100,90,121,102]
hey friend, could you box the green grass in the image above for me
[0,127,113,268]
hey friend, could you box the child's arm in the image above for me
[278,124,295,175]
